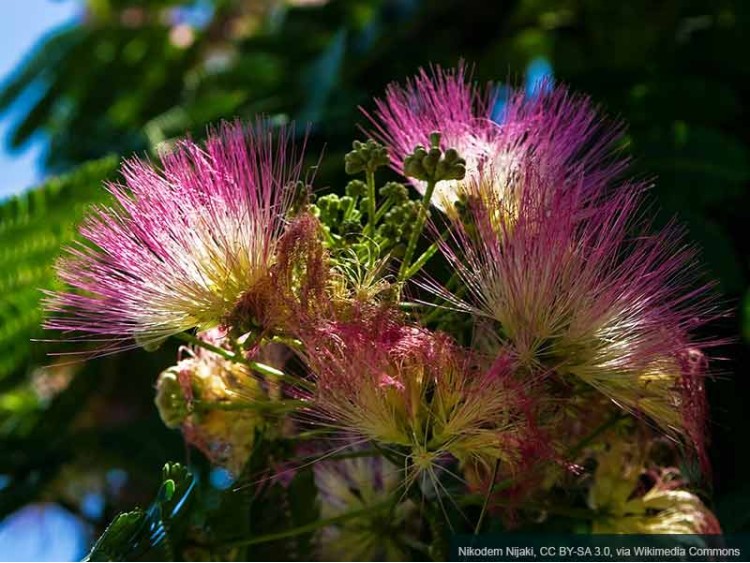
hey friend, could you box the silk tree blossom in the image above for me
[365,64,624,213]
[314,447,415,561]
[155,328,268,475]
[589,442,720,534]
[45,121,305,350]
[295,309,537,479]
[433,176,717,463]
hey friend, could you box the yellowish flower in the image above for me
[589,442,720,534]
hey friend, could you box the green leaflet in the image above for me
[85,463,196,562]
[0,156,119,383]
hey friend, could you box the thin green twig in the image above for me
[398,179,436,281]
[174,332,314,391]
[364,169,377,237]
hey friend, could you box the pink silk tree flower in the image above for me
[45,121,306,350]
[433,174,718,465]
[365,64,624,213]
[294,309,538,480]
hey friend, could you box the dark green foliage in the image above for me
[0,156,119,383]
[85,463,196,561]
[0,22,194,171]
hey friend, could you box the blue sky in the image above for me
[0,6,89,559]
[0,0,81,199]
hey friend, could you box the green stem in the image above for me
[399,301,426,311]
[343,193,358,222]
[373,196,395,224]
[175,332,237,362]
[222,499,392,548]
[175,332,314,391]
[250,360,315,392]
[364,169,377,236]
[267,335,303,351]
[194,399,306,413]
[403,226,450,281]
[402,241,438,281]
[398,179,436,281]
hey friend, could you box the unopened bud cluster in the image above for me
[403,132,466,183]
[344,139,390,175]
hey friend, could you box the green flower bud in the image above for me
[403,145,429,180]
[443,147,460,162]
[403,134,466,183]
[404,200,421,220]
[344,139,389,175]
[422,147,442,177]
[345,179,367,198]
[379,181,409,202]
[429,131,442,148]
[387,207,405,223]
[339,195,354,211]
[317,194,343,227]
[317,194,337,212]
[360,196,371,214]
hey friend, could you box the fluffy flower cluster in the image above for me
[45,120,304,350]
[367,64,623,214]
[314,445,416,561]
[372,65,716,469]
[45,63,722,544]
[445,183,712,461]
[296,310,537,479]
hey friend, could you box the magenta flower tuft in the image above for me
[45,120,306,350]
[365,63,624,212]
[435,173,718,462]
[295,309,536,476]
